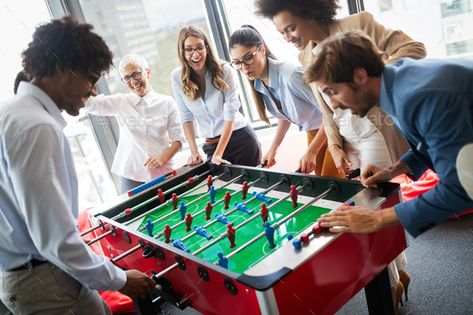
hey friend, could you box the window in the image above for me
[364,0,473,59]
[0,1,51,103]
[61,0,211,200]
[380,0,393,11]
[441,0,472,18]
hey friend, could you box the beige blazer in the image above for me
[299,11,426,163]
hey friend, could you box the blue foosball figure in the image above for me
[217,252,229,269]
[209,185,216,204]
[264,221,276,249]
[179,201,187,221]
[252,191,272,204]
[215,213,231,224]
[171,239,190,252]
[194,225,213,240]
[234,202,253,214]
[145,219,154,237]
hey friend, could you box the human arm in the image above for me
[263,119,291,168]
[182,121,203,165]
[171,69,202,165]
[7,125,128,290]
[318,205,400,233]
[144,140,182,169]
[328,143,352,175]
[211,120,234,165]
[359,11,426,62]
[210,65,243,165]
[361,159,412,187]
[309,83,343,149]
[393,92,473,237]
[85,93,130,116]
[299,123,327,173]
[144,98,185,168]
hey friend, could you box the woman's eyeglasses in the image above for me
[230,46,261,70]
[183,45,207,56]
[121,71,142,83]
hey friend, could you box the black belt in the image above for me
[205,136,220,145]
[8,259,48,272]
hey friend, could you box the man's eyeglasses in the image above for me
[230,46,261,70]
[121,71,143,83]
[183,45,207,56]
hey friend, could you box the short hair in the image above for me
[305,31,385,84]
[13,70,30,94]
[228,25,276,125]
[118,54,149,74]
[177,25,227,101]
[254,0,340,23]
[22,16,113,80]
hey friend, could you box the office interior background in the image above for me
[1,0,472,211]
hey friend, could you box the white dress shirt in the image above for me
[85,90,186,182]
[0,82,126,290]
[171,64,247,138]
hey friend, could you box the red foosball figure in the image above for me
[205,202,213,220]
[223,191,231,210]
[227,223,236,248]
[260,203,269,226]
[290,185,298,208]
[241,181,249,199]
[185,213,193,232]
[172,193,178,210]
[157,189,165,204]
[207,175,213,191]
[163,224,172,243]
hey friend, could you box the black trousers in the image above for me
[202,125,261,166]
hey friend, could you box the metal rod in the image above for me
[110,244,141,263]
[125,170,216,225]
[180,177,267,242]
[222,186,333,261]
[86,229,112,245]
[80,223,102,237]
[191,180,296,256]
[152,174,244,238]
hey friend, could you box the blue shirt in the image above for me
[380,58,473,237]
[253,58,322,131]
[171,64,247,138]
[0,82,126,290]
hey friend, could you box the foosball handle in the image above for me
[127,175,166,197]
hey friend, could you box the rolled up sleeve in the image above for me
[222,65,241,121]
[171,69,195,123]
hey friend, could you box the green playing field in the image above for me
[132,183,330,274]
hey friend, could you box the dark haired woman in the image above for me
[229,25,334,174]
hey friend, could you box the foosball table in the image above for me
[83,162,407,315]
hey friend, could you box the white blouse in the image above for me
[85,90,186,182]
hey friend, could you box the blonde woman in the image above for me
[171,25,261,166]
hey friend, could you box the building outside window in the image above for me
[364,0,473,59]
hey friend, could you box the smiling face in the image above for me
[318,80,380,118]
[55,69,99,116]
[272,10,328,50]
[183,36,207,73]
[230,44,266,81]
[121,63,151,97]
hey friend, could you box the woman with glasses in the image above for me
[229,25,333,174]
[171,25,261,166]
[85,54,186,194]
